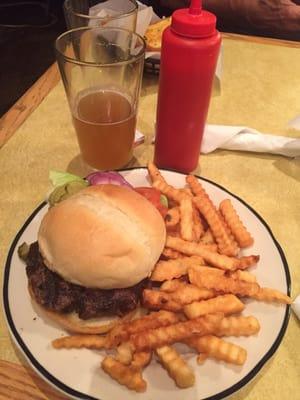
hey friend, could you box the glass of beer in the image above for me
[55,27,145,170]
[63,0,138,31]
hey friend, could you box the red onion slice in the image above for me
[86,171,133,188]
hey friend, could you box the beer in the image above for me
[72,89,136,170]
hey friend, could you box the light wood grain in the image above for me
[0,360,68,400]
[0,63,60,149]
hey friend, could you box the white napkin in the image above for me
[89,0,154,36]
[292,295,300,321]
[144,125,300,158]
[201,125,300,157]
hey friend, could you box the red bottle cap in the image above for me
[171,0,216,38]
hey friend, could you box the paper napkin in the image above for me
[144,125,300,158]
[201,125,300,158]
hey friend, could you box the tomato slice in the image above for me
[135,187,168,218]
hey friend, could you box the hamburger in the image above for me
[22,184,166,334]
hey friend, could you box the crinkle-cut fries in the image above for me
[52,163,291,392]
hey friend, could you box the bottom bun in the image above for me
[28,285,137,334]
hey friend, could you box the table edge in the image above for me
[0,63,60,149]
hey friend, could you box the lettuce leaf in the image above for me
[49,170,88,188]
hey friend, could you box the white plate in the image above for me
[3,167,291,400]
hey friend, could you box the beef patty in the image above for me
[25,242,149,319]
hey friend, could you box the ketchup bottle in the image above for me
[154,0,221,173]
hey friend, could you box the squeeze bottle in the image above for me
[154,0,221,173]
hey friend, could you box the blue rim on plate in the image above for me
[3,167,291,400]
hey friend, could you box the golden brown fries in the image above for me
[192,206,205,241]
[184,294,245,319]
[143,285,216,311]
[217,316,260,336]
[131,351,152,371]
[236,254,260,269]
[147,161,167,185]
[193,196,238,257]
[165,206,180,228]
[52,334,108,350]
[150,256,205,281]
[186,175,209,198]
[108,310,180,347]
[230,270,257,283]
[188,267,260,297]
[166,235,240,271]
[116,342,134,364]
[156,346,195,388]
[200,228,215,245]
[102,356,147,392]
[185,335,247,365]
[152,179,187,203]
[129,313,223,352]
[180,197,194,241]
[219,199,254,248]
[197,353,209,364]
[143,289,183,312]
[160,279,188,292]
[51,164,291,393]
[252,287,292,304]
[161,247,184,260]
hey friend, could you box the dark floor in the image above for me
[0,0,66,117]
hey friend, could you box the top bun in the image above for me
[38,184,166,289]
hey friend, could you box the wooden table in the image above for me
[0,33,299,400]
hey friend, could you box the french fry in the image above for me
[230,270,257,283]
[108,310,180,346]
[160,279,188,292]
[186,175,209,198]
[193,206,205,241]
[185,335,247,365]
[188,267,260,297]
[219,199,254,248]
[161,247,184,260]
[252,287,292,304]
[166,236,240,271]
[129,313,223,352]
[165,207,180,228]
[101,356,147,392]
[116,342,134,365]
[147,161,166,185]
[150,256,205,281]
[143,285,216,311]
[131,351,152,371]
[190,265,225,277]
[217,315,260,336]
[236,254,260,269]
[187,175,239,252]
[184,294,245,319]
[181,187,193,197]
[193,196,238,257]
[200,228,215,245]
[143,289,182,311]
[196,353,209,364]
[165,206,180,228]
[179,196,194,241]
[153,179,187,203]
[156,346,195,388]
[52,334,108,350]
[170,284,216,302]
